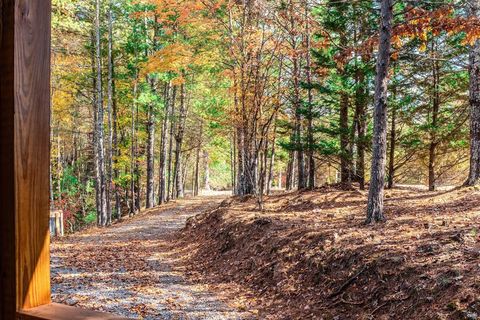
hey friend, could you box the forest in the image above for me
[52,0,480,228]
[50,0,480,318]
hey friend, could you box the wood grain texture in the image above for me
[0,0,17,318]
[14,0,52,310]
[1,3,130,319]
[17,303,131,320]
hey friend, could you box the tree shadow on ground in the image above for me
[176,188,480,319]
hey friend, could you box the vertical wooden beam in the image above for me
[0,0,17,318]
[0,0,52,317]
[15,0,52,310]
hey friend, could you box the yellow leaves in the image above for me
[139,0,222,80]
[52,89,74,128]
[419,43,427,52]
[392,35,402,48]
[419,30,428,42]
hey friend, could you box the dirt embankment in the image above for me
[176,186,480,319]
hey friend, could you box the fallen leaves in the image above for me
[177,186,480,319]
[51,197,254,319]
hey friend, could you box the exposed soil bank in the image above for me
[177,186,480,320]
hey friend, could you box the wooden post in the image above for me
[0,2,131,319]
[50,211,64,237]
[0,1,17,317]
[0,0,52,317]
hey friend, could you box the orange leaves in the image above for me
[338,5,480,64]
[149,0,208,29]
[394,5,480,49]
[144,42,193,75]
[139,0,222,81]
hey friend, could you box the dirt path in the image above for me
[51,195,252,320]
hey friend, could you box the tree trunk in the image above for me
[267,122,276,195]
[257,142,267,210]
[244,148,258,195]
[90,32,100,221]
[355,68,367,190]
[174,82,187,199]
[387,74,397,190]
[194,147,200,196]
[467,0,480,186]
[194,122,203,196]
[108,2,121,219]
[428,142,437,191]
[340,93,351,184]
[303,6,315,190]
[167,86,176,201]
[130,79,138,215]
[106,0,116,224]
[135,97,141,212]
[286,150,295,191]
[158,83,170,205]
[236,127,246,195]
[146,98,155,208]
[387,97,397,189]
[429,40,440,192]
[94,0,107,226]
[145,16,158,208]
[293,52,306,190]
[204,150,211,191]
[306,100,315,190]
[366,0,393,224]
[57,134,62,203]
[231,132,236,193]
[145,75,156,208]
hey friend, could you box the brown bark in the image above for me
[355,71,367,190]
[146,97,155,208]
[193,122,203,197]
[387,75,397,190]
[429,41,440,192]
[387,98,397,189]
[194,147,200,197]
[174,82,187,199]
[340,93,351,184]
[467,0,480,186]
[293,54,306,190]
[286,150,295,191]
[305,9,315,190]
[158,83,170,205]
[204,150,211,191]
[366,0,393,224]
[167,86,176,201]
[267,122,276,195]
